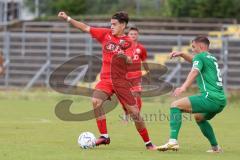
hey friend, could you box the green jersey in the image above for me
[192,52,227,106]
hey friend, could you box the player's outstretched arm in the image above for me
[173,69,199,96]
[58,12,90,33]
[170,51,194,63]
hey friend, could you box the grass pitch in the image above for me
[0,91,239,160]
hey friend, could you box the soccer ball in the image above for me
[77,132,96,149]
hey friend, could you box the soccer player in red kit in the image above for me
[121,26,150,122]
[58,11,156,150]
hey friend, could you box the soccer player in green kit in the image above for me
[157,36,227,153]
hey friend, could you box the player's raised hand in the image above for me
[169,51,183,59]
[117,51,132,64]
[117,50,126,58]
[58,11,68,21]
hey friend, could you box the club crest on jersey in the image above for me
[136,48,141,54]
[104,40,132,53]
[193,61,199,67]
[119,40,131,50]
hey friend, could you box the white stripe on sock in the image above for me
[101,134,109,138]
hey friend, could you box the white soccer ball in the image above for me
[78,132,96,149]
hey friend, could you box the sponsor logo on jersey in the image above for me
[104,40,132,53]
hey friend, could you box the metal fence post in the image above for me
[3,0,7,32]
[45,32,51,88]
[85,36,93,89]
[136,0,141,17]
[176,35,182,86]
[223,37,228,90]
[85,35,92,56]
[66,24,70,58]
[0,2,3,22]
[4,32,10,87]
[21,23,26,56]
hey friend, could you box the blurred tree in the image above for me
[167,0,240,18]
[24,0,87,16]
[49,0,87,15]
[24,0,240,18]
[85,0,119,14]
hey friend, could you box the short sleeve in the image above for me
[192,55,203,71]
[140,45,147,61]
[90,27,110,43]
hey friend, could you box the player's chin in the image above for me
[111,31,117,35]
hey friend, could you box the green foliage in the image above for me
[24,0,240,18]
[24,0,87,16]
[49,0,87,15]
[167,0,240,18]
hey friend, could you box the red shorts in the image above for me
[126,71,142,93]
[95,79,114,96]
[130,78,142,93]
[95,79,136,106]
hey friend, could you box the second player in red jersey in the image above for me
[121,26,150,122]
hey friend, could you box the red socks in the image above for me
[96,119,107,134]
[138,128,150,144]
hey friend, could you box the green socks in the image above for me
[170,107,182,140]
[169,107,218,147]
[197,120,218,146]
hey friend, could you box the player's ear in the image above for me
[199,43,204,50]
[121,22,126,29]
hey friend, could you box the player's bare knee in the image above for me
[171,101,179,108]
[127,106,140,118]
[194,114,205,122]
[130,112,141,122]
[92,98,102,108]
[128,108,137,115]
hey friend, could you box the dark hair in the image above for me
[193,36,210,47]
[129,26,139,32]
[112,11,129,25]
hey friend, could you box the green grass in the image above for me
[0,91,240,160]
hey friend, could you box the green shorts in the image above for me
[189,94,225,120]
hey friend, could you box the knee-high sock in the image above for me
[96,119,108,135]
[137,128,150,144]
[197,120,218,146]
[170,107,182,140]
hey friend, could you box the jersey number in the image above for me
[133,55,139,61]
[214,62,223,86]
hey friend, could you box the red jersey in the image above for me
[126,43,147,80]
[90,27,135,81]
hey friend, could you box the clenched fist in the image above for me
[58,12,68,21]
